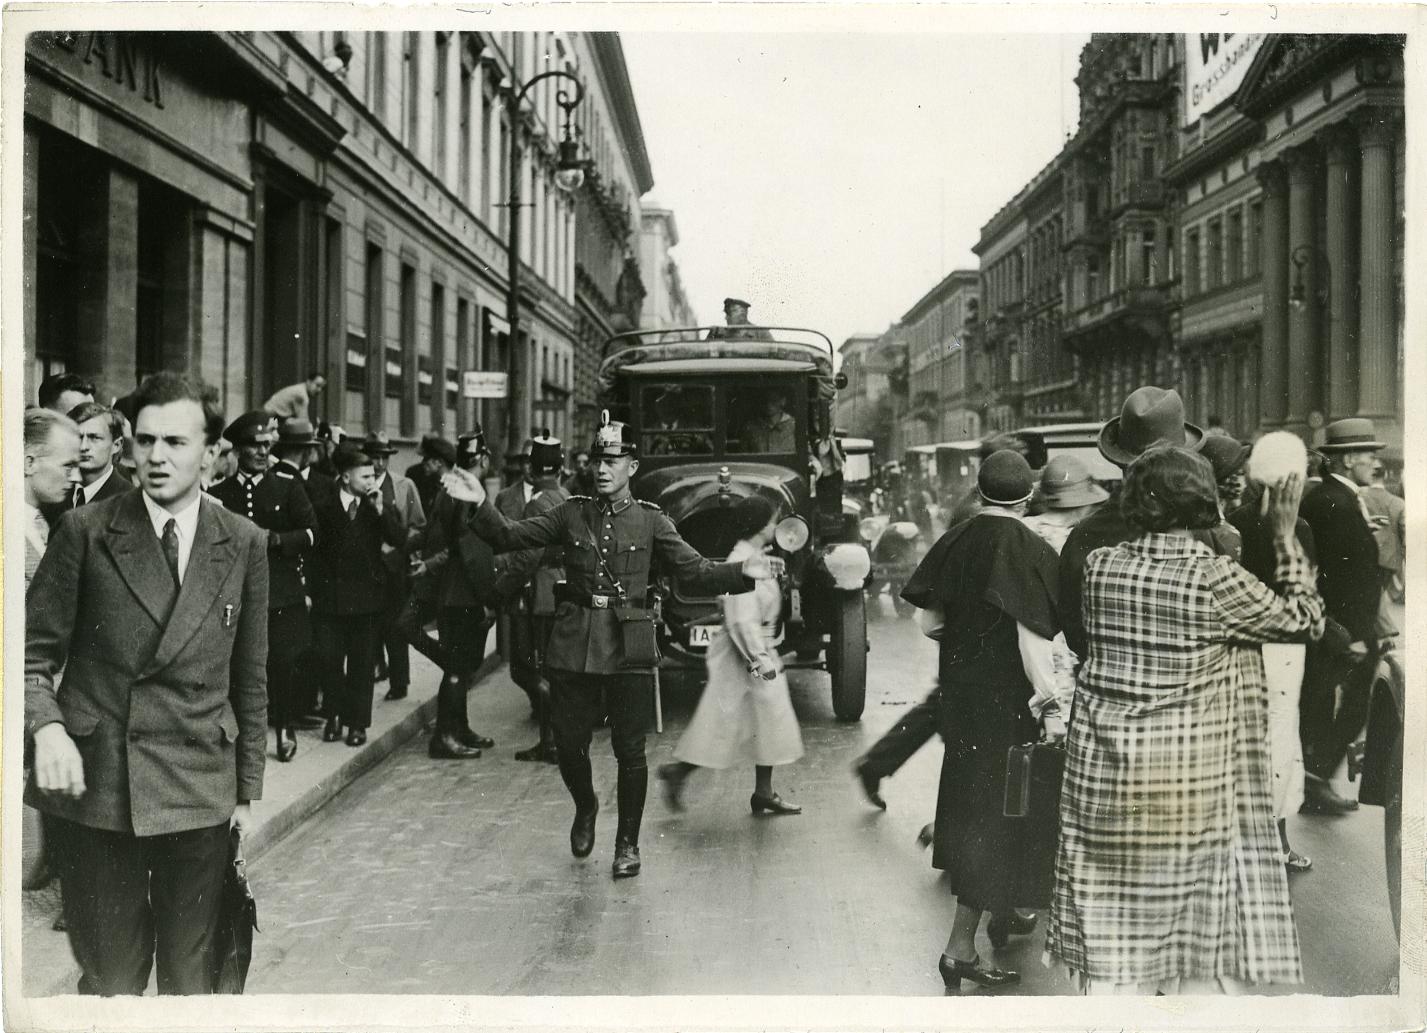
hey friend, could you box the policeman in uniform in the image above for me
[442,414,784,878]
[406,428,502,759]
[505,430,571,764]
[210,410,317,762]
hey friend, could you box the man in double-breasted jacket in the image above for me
[26,372,269,996]
[363,430,423,701]
[211,411,317,762]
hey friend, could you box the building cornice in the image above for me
[590,33,654,194]
[901,269,979,325]
[1162,115,1262,185]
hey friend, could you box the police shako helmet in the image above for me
[529,428,564,476]
[590,409,637,459]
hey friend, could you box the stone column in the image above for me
[1319,122,1359,422]
[75,165,139,401]
[1354,108,1400,428]
[1255,161,1289,428]
[1283,145,1321,437]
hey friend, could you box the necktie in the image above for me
[34,509,49,547]
[161,518,181,587]
[347,499,359,522]
[72,485,84,509]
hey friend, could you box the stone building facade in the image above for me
[897,270,979,448]
[23,30,654,468]
[639,206,698,329]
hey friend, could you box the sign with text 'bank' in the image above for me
[1182,33,1267,127]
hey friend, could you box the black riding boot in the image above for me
[560,747,598,858]
[612,762,646,878]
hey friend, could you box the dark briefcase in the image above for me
[212,828,259,994]
[1003,741,1066,908]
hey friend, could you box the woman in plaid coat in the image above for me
[1045,446,1324,994]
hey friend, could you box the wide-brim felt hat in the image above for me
[361,430,398,455]
[427,438,457,465]
[1038,454,1110,510]
[1318,417,1386,452]
[275,417,320,447]
[332,442,375,473]
[1098,386,1204,467]
[1199,434,1252,481]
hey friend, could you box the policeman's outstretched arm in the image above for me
[446,467,569,553]
[652,512,782,596]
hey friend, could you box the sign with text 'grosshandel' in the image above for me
[1181,33,1266,127]
[462,371,509,399]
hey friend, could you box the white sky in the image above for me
[623,32,1090,349]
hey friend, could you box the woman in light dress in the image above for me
[657,495,804,815]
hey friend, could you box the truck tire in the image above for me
[828,589,867,721]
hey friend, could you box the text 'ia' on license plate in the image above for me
[687,625,715,646]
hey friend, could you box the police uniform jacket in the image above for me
[503,484,571,614]
[24,492,269,837]
[469,492,750,674]
[210,467,316,611]
[309,489,406,617]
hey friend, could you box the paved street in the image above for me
[242,597,1401,997]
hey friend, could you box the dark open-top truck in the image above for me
[598,327,872,720]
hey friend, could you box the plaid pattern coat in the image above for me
[1045,532,1324,987]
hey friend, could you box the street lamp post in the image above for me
[503,69,587,459]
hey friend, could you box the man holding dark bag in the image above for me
[441,413,784,879]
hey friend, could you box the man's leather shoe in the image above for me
[276,728,298,763]
[322,717,344,743]
[570,804,598,858]
[345,727,367,747]
[1301,775,1358,814]
[515,741,559,764]
[611,838,641,879]
[384,686,408,702]
[854,762,887,810]
[458,729,495,750]
[429,732,482,759]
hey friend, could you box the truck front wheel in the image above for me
[828,589,868,721]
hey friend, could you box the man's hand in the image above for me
[32,723,86,799]
[1041,713,1067,745]
[740,550,785,581]
[1265,472,1304,541]
[409,557,428,578]
[442,467,487,505]
[368,488,384,514]
[232,803,253,837]
[1347,640,1371,663]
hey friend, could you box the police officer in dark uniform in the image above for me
[442,414,784,879]
[210,410,317,762]
[406,428,502,759]
[505,431,570,764]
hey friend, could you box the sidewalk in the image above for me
[20,638,501,998]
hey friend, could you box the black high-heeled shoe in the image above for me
[938,953,1020,991]
[986,911,1038,949]
[750,792,802,815]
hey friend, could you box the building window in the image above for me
[1247,199,1263,277]
[1206,217,1223,291]
[1185,227,1201,296]
[402,32,419,150]
[457,60,472,203]
[394,262,415,436]
[368,33,387,121]
[1226,207,1244,283]
[426,280,444,432]
[1086,257,1100,302]
[480,89,494,216]
[433,33,449,176]
[1140,145,1155,184]
[34,131,86,383]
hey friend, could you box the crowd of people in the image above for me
[856,385,1404,995]
[20,364,1403,998]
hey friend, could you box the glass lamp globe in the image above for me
[554,165,585,193]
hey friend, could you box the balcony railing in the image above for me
[1063,284,1170,335]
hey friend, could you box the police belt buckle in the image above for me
[591,594,612,609]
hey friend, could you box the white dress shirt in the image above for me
[142,490,202,584]
[339,488,361,514]
[81,464,117,503]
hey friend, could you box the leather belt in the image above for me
[555,585,621,609]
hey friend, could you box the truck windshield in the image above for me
[642,384,714,457]
[728,385,799,455]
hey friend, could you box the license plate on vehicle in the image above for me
[687,625,716,646]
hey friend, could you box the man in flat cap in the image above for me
[211,411,317,763]
[706,298,774,342]
[363,430,424,702]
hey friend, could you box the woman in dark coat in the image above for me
[902,450,1063,992]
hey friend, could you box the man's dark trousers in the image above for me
[859,683,942,780]
[380,569,412,693]
[315,614,380,730]
[48,815,229,995]
[268,604,311,730]
[1301,642,1378,781]
[548,671,649,839]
